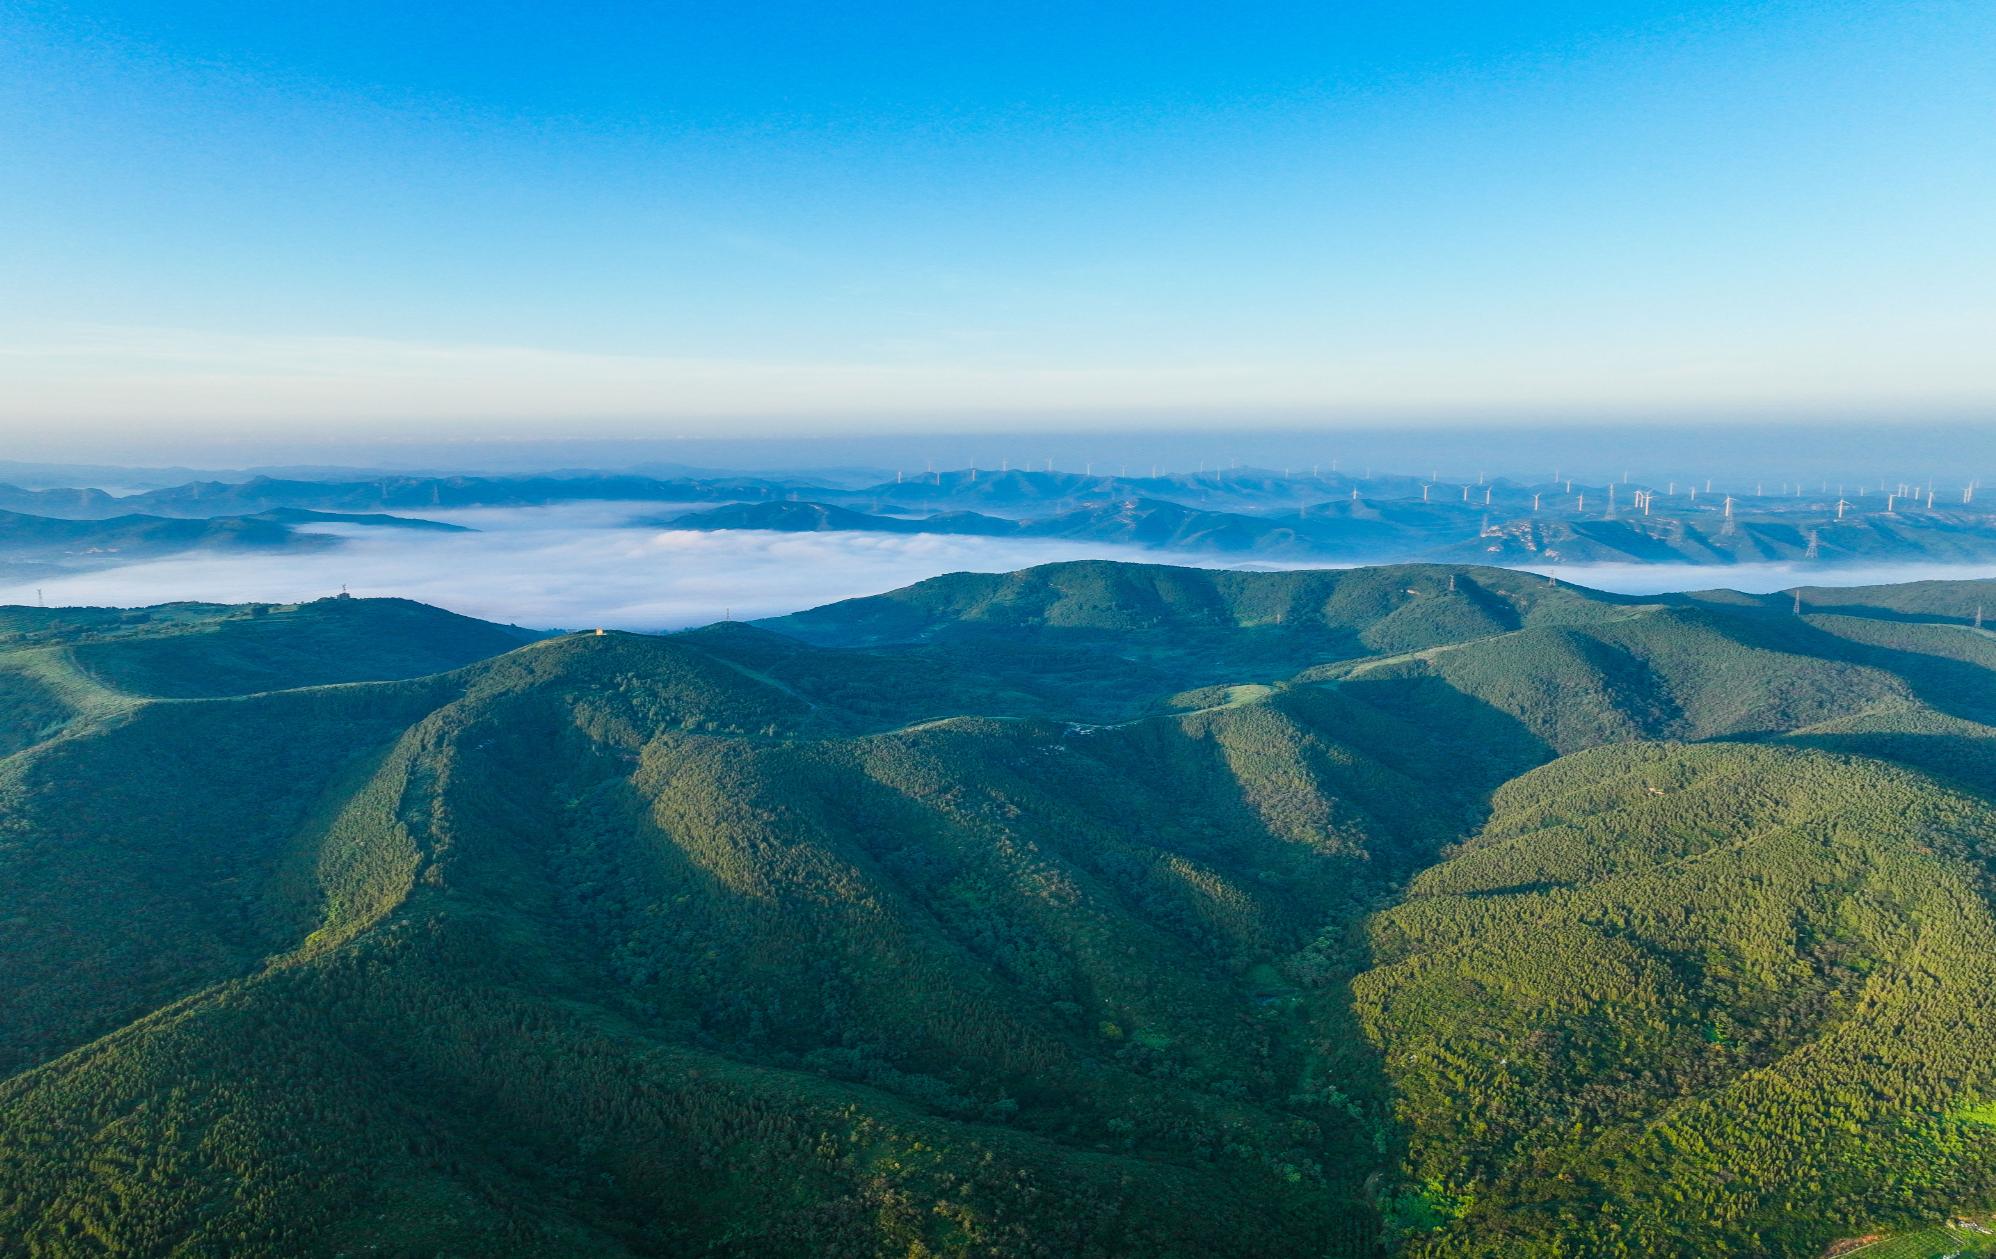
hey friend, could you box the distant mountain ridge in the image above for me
[0,507,469,576]
[8,465,1996,570]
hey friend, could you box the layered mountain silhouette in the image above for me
[7,468,1995,573]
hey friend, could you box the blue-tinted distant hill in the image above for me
[11,466,1996,569]
[0,507,468,575]
[0,473,820,519]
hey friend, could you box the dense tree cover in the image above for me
[4,561,1996,1256]
[1360,744,1996,1256]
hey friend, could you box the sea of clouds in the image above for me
[5,502,1995,631]
[0,504,1158,630]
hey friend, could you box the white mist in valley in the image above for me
[0,504,1161,630]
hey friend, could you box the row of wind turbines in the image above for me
[884,459,1984,519]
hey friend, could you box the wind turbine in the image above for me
[1835,498,1851,520]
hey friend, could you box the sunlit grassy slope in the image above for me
[5,565,1996,1256]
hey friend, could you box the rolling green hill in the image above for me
[5,562,1996,1256]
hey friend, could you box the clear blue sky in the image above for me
[3,1,1992,449]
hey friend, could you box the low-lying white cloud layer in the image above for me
[0,506,1162,630]
[6,504,1996,631]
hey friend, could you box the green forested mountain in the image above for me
[4,564,1996,1256]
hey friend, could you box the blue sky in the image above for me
[3,1,1992,448]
